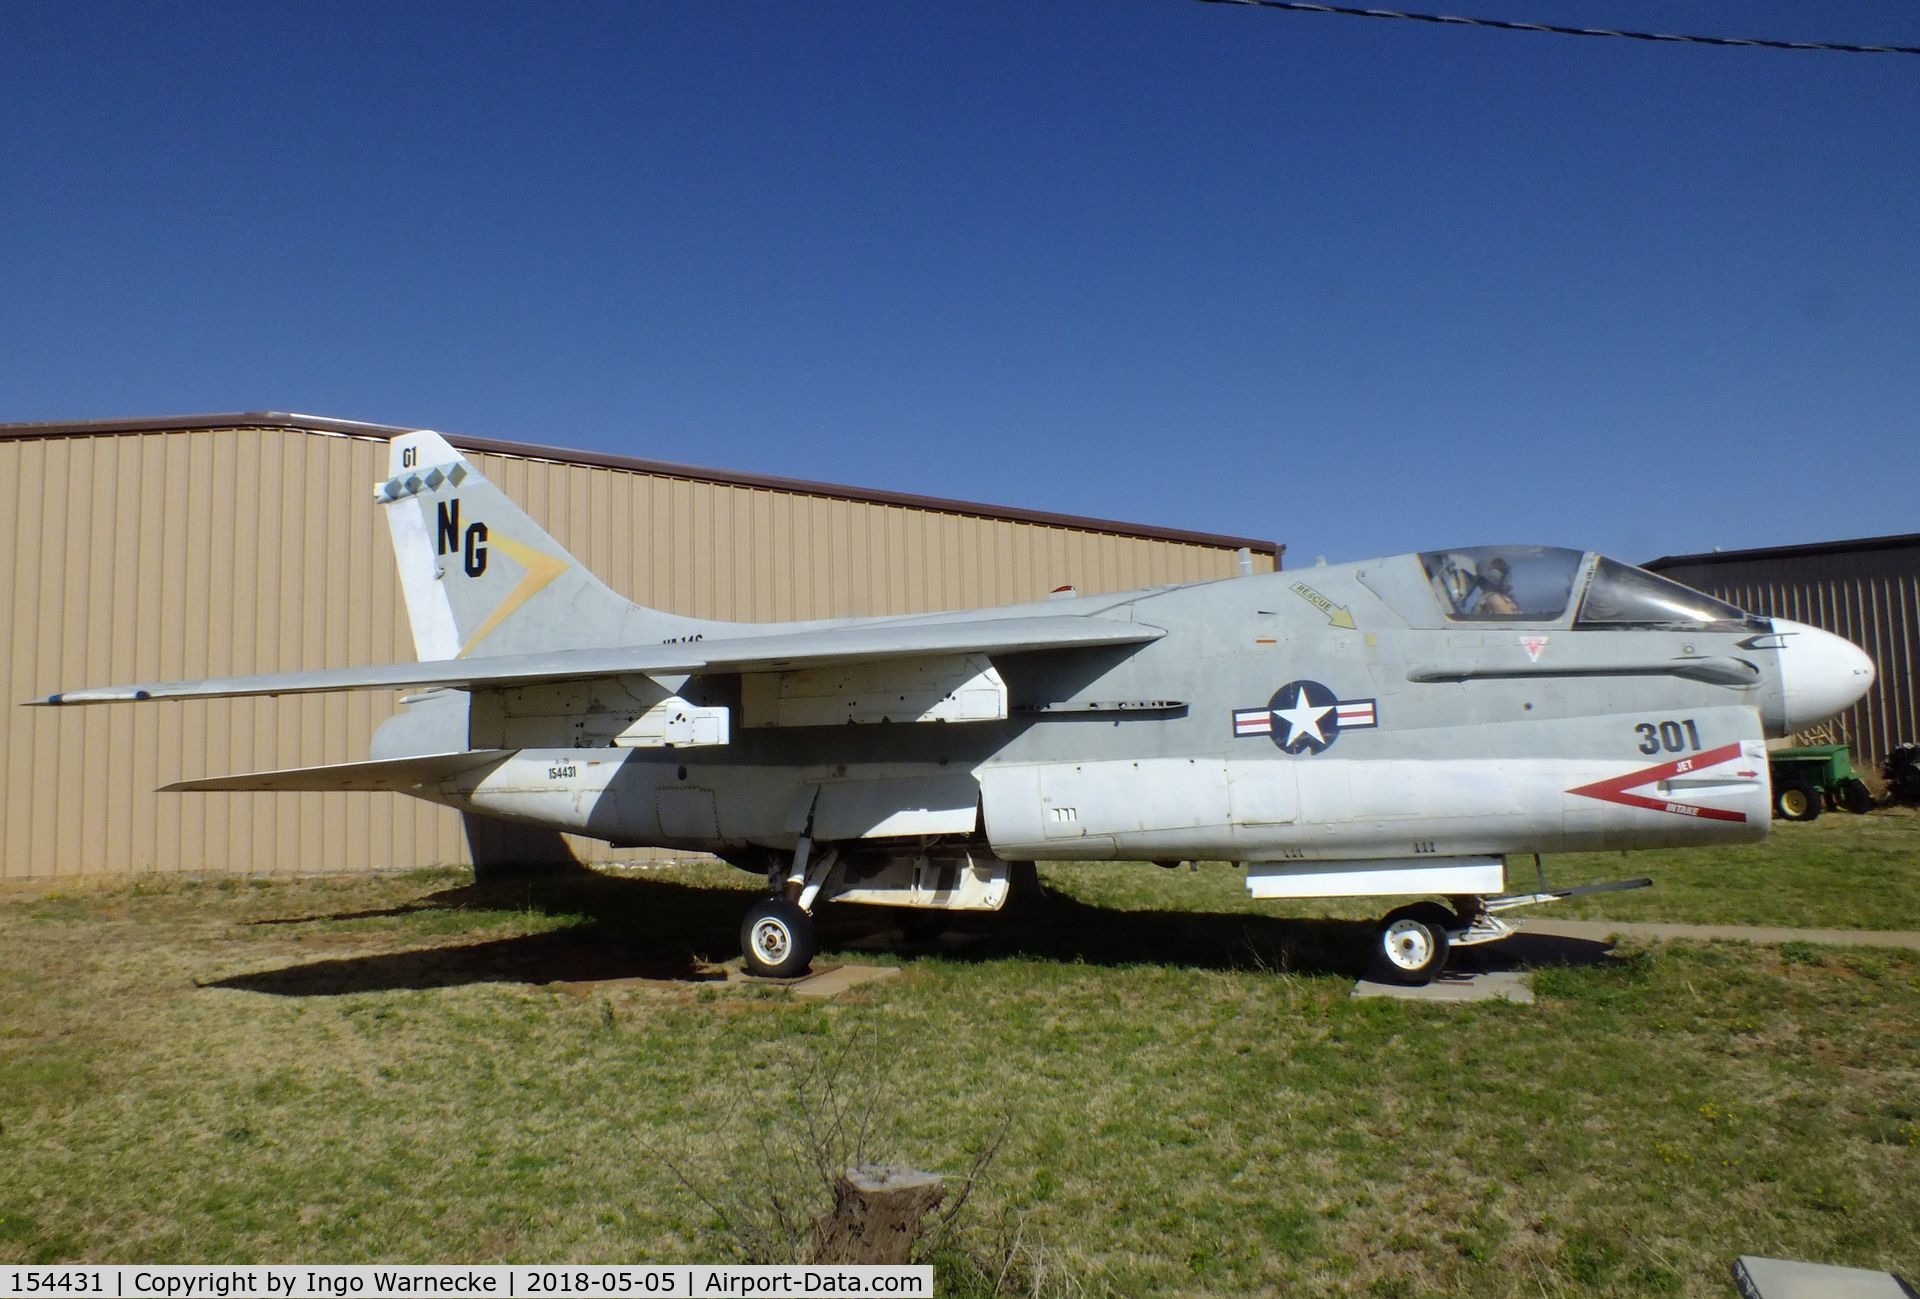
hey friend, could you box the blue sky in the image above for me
[3,1,1915,566]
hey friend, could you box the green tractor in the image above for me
[1768,744,1876,821]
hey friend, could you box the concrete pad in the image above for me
[1352,967,1534,1004]
[1492,929,1618,969]
[1733,1256,1914,1298]
[786,962,902,1000]
[702,960,900,1000]
[1349,929,1625,1003]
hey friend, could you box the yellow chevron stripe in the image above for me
[457,534,570,658]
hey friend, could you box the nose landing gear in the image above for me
[1376,902,1458,985]
[1371,874,1654,985]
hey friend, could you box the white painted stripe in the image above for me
[1246,858,1505,899]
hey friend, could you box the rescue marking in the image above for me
[1290,582,1357,630]
[1233,680,1378,754]
[1520,634,1548,662]
[1566,742,1749,822]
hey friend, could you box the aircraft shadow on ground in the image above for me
[210,864,1619,997]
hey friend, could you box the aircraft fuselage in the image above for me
[416,548,1857,893]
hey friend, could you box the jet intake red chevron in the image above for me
[1566,743,1751,822]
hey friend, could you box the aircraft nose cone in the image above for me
[1774,619,1876,731]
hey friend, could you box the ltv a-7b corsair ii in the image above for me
[34,431,1875,983]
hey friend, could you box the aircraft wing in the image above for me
[31,614,1163,706]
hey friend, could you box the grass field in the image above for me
[2,811,1917,1295]
[1545,804,1920,928]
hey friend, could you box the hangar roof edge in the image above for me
[1645,531,1920,570]
[0,411,1283,559]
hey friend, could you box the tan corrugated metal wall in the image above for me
[1653,545,1920,767]
[2,423,1273,879]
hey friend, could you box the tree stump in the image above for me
[810,1164,946,1265]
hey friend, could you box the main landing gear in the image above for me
[741,897,815,979]
[736,845,1032,976]
[739,835,839,979]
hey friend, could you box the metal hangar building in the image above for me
[0,413,1281,881]
[1647,533,1918,771]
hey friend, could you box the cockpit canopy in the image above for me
[1576,557,1763,630]
[1419,546,1765,630]
[1422,546,1582,622]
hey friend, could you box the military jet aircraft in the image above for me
[32,430,1876,983]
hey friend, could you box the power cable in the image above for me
[1193,0,1920,55]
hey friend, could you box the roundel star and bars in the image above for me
[1233,680,1379,754]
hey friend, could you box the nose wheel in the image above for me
[1376,902,1457,985]
[741,897,816,979]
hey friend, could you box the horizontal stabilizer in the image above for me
[163,750,512,793]
[35,614,1163,706]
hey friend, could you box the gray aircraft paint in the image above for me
[38,430,1874,913]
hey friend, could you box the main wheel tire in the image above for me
[1377,902,1454,986]
[1839,777,1876,815]
[1775,781,1823,822]
[741,897,816,978]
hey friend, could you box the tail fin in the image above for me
[380,430,696,660]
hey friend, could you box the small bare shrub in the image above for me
[659,1026,1080,1295]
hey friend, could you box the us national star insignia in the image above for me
[1232,680,1379,754]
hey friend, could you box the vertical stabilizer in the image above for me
[378,431,699,660]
